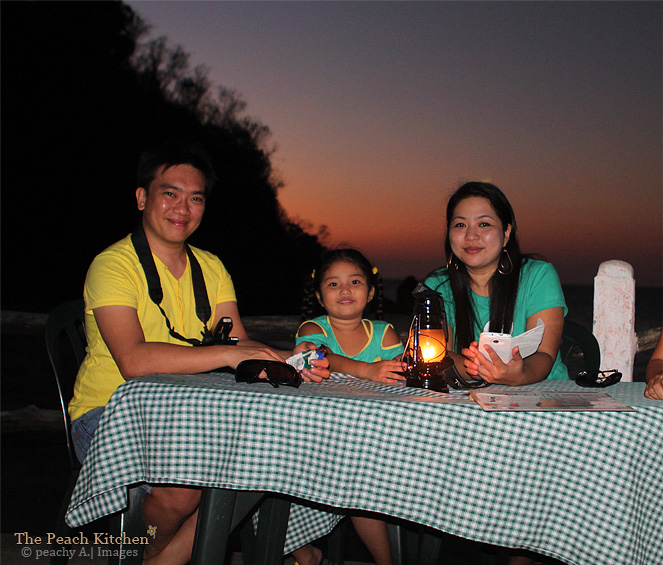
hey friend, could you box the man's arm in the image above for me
[94,304,284,379]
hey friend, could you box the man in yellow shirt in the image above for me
[69,141,329,564]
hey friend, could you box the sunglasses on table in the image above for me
[235,360,302,389]
[576,369,622,388]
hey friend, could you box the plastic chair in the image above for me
[45,299,87,565]
[45,300,147,565]
[192,489,292,565]
[46,300,88,469]
[560,319,601,375]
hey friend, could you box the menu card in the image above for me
[470,390,634,412]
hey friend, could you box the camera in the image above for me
[200,317,238,346]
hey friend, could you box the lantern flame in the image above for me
[422,345,436,360]
[416,329,447,362]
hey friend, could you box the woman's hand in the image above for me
[463,307,563,386]
[364,360,407,384]
[463,341,527,386]
[645,335,663,400]
[644,369,663,400]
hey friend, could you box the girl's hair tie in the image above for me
[311,269,316,279]
[372,267,378,275]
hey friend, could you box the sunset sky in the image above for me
[125,1,662,287]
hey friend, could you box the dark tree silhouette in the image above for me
[1,0,326,315]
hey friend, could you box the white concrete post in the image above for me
[593,261,638,381]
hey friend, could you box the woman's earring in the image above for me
[498,248,513,275]
[446,253,459,270]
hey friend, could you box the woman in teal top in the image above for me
[425,182,568,385]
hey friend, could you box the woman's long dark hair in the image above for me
[441,182,525,351]
[301,248,384,322]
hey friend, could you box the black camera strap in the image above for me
[131,223,214,346]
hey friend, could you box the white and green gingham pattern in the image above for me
[66,375,663,563]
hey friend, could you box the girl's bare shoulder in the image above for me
[298,321,324,336]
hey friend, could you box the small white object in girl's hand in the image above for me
[286,349,324,371]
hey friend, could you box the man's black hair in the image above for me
[137,141,217,196]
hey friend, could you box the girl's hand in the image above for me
[291,341,330,383]
[463,341,525,385]
[364,360,407,384]
[292,341,316,355]
[301,356,330,383]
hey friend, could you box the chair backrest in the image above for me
[45,299,87,468]
[560,319,601,376]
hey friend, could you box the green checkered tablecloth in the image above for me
[66,374,663,563]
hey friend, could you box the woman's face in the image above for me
[448,196,511,275]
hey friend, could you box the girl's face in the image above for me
[316,260,375,320]
[448,196,511,275]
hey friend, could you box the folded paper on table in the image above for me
[470,390,635,412]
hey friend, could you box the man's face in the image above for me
[136,164,206,247]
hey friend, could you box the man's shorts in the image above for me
[71,406,105,465]
[71,406,152,493]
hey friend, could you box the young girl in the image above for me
[296,248,405,565]
[297,248,406,384]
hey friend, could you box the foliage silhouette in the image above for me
[1,0,326,315]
